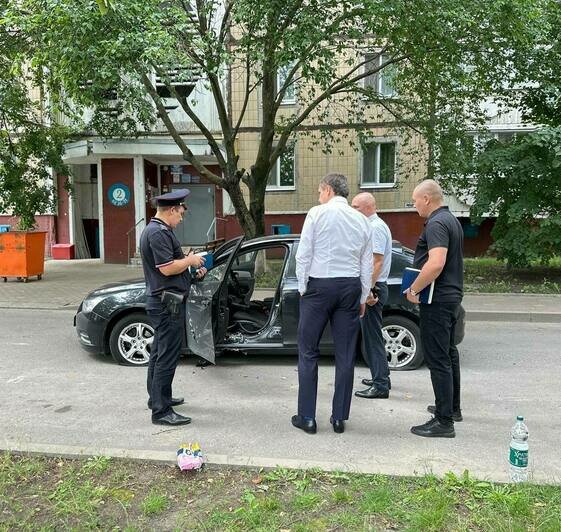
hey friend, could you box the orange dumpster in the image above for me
[0,231,47,282]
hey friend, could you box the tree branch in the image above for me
[151,63,228,170]
[139,71,223,185]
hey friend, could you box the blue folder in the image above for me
[401,267,434,304]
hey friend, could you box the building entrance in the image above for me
[172,184,215,246]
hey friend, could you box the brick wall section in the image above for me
[56,173,71,244]
[222,211,493,258]
[102,159,135,264]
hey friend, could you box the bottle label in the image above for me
[509,447,528,467]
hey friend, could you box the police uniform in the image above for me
[140,189,192,424]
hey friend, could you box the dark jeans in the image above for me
[297,277,362,421]
[361,282,390,392]
[420,302,461,426]
[146,295,185,419]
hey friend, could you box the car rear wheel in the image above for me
[383,315,423,370]
[109,313,153,366]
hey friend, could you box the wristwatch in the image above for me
[410,287,419,297]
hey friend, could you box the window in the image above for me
[362,141,396,186]
[277,63,296,104]
[267,145,295,190]
[364,53,396,97]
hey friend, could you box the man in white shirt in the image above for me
[293,174,373,434]
[351,193,393,399]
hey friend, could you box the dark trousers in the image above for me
[420,302,461,425]
[361,282,390,392]
[146,296,185,419]
[297,277,362,421]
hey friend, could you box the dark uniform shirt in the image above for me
[413,206,463,303]
[140,217,191,297]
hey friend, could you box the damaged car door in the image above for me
[185,237,244,363]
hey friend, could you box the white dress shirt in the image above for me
[369,213,392,283]
[296,196,373,303]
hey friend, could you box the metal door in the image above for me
[172,185,215,245]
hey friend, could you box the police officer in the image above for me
[140,189,205,426]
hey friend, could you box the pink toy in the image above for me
[177,442,204,471]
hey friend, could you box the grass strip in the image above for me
[1,454,561,531]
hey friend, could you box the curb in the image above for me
[0,443,507,483]
[466,311,561,323]
[0,442,425,477]
[3,442,559,485]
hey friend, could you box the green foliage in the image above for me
[140,491,169,516]
[0,0,70,230]
[459,128,561,267]
[6,0,552,237]
[464,256,561,293]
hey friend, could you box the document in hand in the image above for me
[401,267,434,304]
[190,251,214,275]
[197,251,214,270]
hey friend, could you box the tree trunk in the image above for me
[224,180,256,238]
[248,165,269,238]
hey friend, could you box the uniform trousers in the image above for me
[361,281,390,392]
[146,296,185,419]
[297,277,362,421]
[419,301,461,425]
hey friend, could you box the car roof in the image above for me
[240,234,409,251]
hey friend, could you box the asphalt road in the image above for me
[1,309,560,484]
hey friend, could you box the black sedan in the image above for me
[74,235,465,370]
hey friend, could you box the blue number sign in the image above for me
[108,183,131,207]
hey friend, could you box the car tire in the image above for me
[109,312,153,366]
[382,315,423,371]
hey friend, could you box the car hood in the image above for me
[87,279,146,297]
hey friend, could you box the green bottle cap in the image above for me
[517,415,524,421]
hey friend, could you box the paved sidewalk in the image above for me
[0,258,560,322]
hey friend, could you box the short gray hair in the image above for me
[320,173,349,198]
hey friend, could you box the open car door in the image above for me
[185,237,244,363]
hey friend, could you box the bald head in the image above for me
[414,179,443,202]
[412,179,444,218]
[351,192,377,217]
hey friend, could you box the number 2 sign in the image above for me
[108,183,131,207]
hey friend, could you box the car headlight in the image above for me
[81,294,108,314]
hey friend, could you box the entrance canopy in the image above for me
[62,137,221,165]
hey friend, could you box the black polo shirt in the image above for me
[413,206,463,303]
[140,217,191,297]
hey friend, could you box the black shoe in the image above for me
[291,415,317,434]
[152,410,191,426]
[411,417,455,438]
[361,378,391,390]
[330,416,345,434]
[355,386,389,399]
[147,397,184,409]
[427,405,463,422]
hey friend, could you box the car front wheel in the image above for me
[109,313,153,366]
[382,315,423,370]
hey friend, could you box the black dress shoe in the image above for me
[330,416,345,433]
[355,386,389,399]
[411,417,455,438]
[147,397,184,409]
[361,378,391,390]
[152,410,192,426]
[291,415,317,434]
[427,405,463,422]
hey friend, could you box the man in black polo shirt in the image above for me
[140,189,205,426]
[405,180,463,438]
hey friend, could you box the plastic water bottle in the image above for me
[509,416,529,483]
